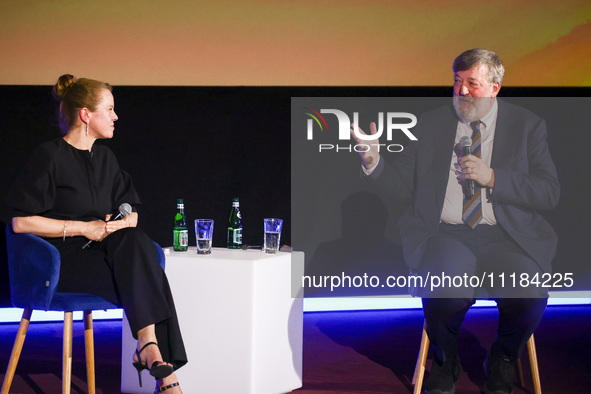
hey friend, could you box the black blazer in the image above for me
[369,99,560,272]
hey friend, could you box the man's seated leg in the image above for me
[418,231,477,394]
[480,235,548,394]
[422,298,473,394]
[482,298,546,394]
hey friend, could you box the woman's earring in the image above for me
[86,122,89,136]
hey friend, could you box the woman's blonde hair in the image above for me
[52,74,112,132]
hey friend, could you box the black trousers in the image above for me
[54,227,187,370]
[417,224,547,362]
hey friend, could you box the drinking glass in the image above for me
[263,218,283,253]
[195,219,214,254]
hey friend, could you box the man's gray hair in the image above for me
[453,48,505,85]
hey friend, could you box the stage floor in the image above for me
[1,305,589,393]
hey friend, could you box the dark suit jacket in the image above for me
[368,99,560,272]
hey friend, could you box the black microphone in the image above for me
[241,244,262,250]
[460,136,474,198]
[82,203,132,249]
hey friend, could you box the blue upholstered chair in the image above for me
[1,225,165,394]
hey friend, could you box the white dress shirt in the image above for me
[440,99,498,225]
[363,99,499,225]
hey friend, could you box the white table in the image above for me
[121,247,304,394]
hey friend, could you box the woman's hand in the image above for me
[105,211,137,234]
[83,219,109,241]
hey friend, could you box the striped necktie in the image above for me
[462,121,483,228]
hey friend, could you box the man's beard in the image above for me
[453,96,494,122]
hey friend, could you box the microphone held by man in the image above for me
[460,136,475,198]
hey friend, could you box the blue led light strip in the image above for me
[0,291,588,322]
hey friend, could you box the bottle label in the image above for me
[233,228,242,244]
[179,229,189,247]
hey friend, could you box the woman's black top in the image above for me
[8,137,140,245]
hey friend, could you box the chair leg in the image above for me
[412,320,430,394]
[63,311,73,394]
[411,323,542,394]
[1,309,33,394]
[84,311,96,394]
[527,334,541,394]
[516,356,525,388]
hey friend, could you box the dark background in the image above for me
[1,86,589,306]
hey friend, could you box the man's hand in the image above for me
[459,155,495,188]
[350,122,381,170]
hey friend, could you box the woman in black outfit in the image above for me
[7,75,186,394]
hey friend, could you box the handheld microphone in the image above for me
[82,203,132,249]
[459,136,474,198]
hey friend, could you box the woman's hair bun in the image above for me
[52,74,76,100]
[52,74,111,132]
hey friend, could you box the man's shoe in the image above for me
[423,357,463,394]
[483,352,515,394]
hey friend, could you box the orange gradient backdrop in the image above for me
[1,1,590,86]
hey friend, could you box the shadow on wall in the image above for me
[304,191,408,298]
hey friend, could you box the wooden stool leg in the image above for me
[527,334,541,394]
[515,357,525,388]
[410,324,541,394]
[63,311,73,394]
[413,321,430,394]
[84,311,96,394]
[1,309,33,394]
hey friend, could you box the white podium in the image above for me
[121,247,304,394]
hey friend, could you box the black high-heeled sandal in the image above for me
[132,341,174,387]
[155,382,180,393]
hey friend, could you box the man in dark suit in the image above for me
[354,48,559,394]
